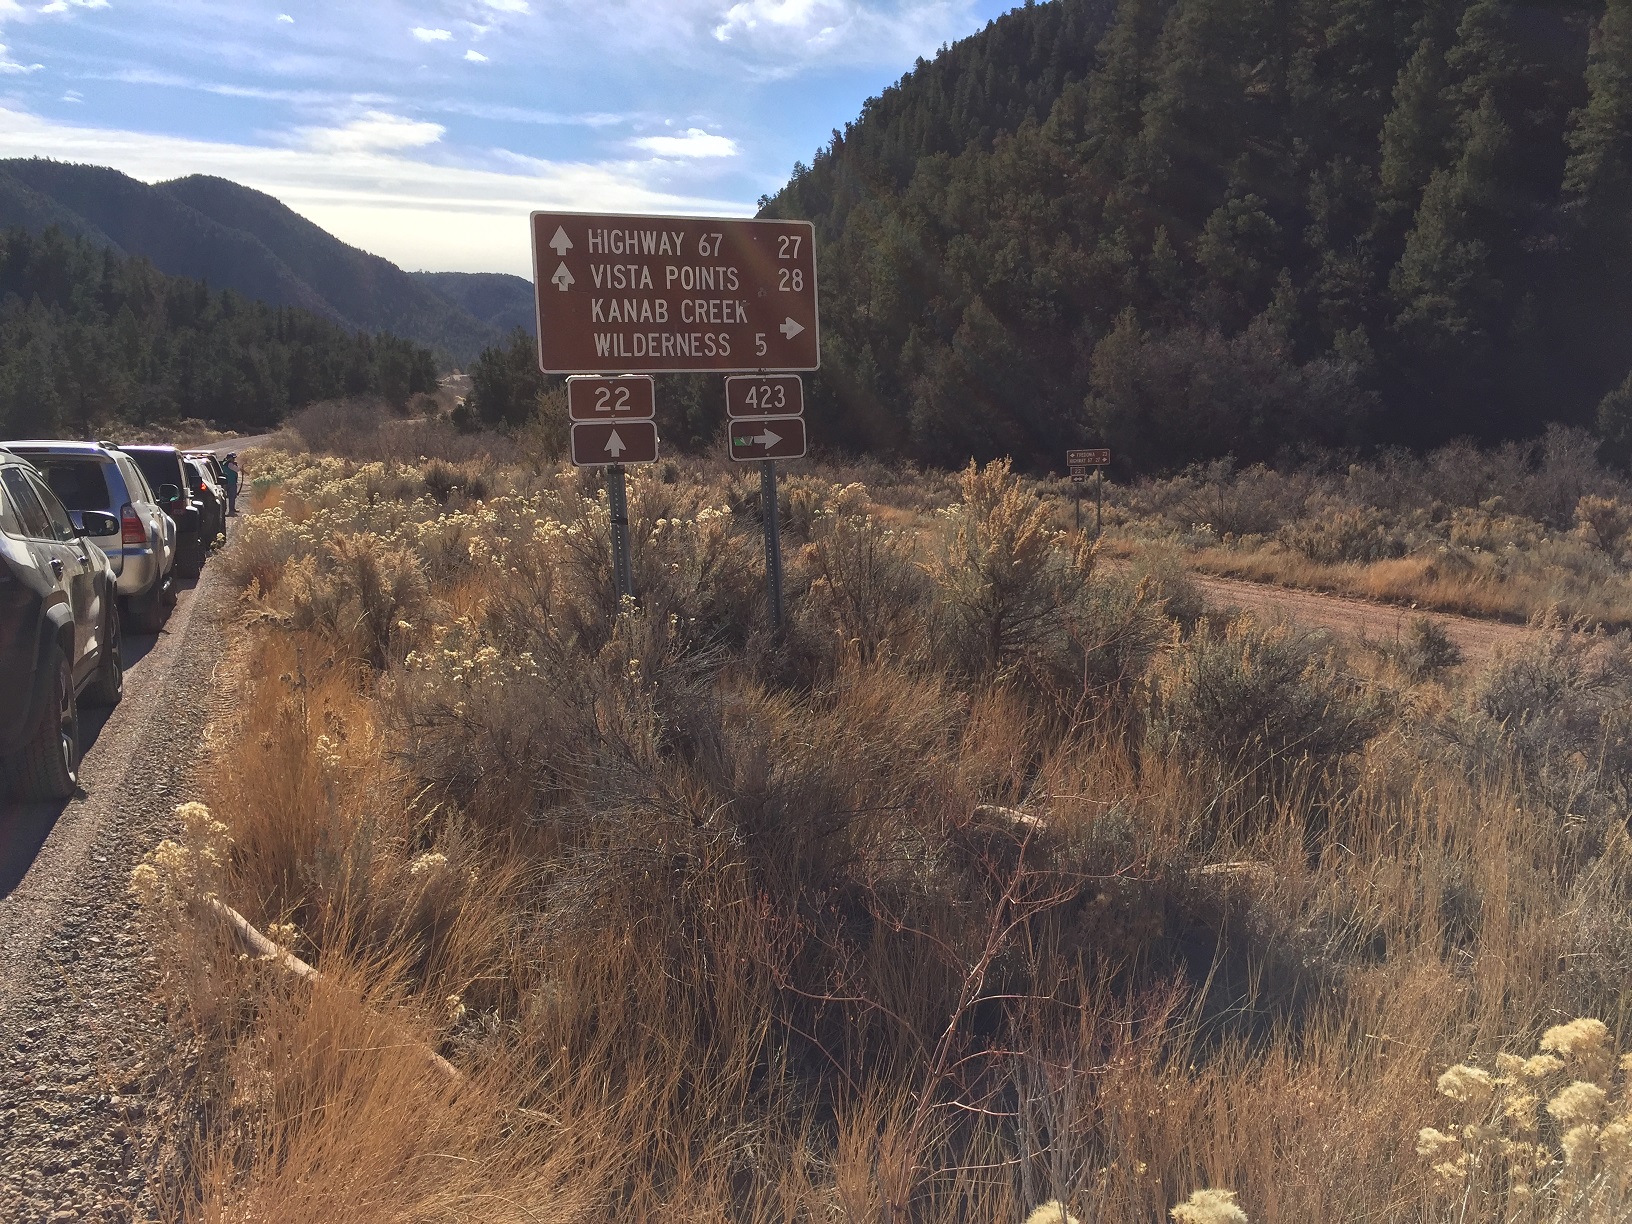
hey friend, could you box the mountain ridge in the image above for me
[0,159,535,366]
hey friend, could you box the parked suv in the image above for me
[6,441,177,632]
[118,445,207,578]
[0,447,123,800]
[183,455,226,546]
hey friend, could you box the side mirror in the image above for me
[78,511,120,537]
[158,483,182,506]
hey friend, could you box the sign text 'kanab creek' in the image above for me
[531,212,819,374]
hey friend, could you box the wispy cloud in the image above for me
[277,13,294,23]
[463,49,488,63]
[39,0,110,13]
[411,27,452,43]
[61,88,81,102]
[0,43,42,73]
[480,0,530,11]
[633,128,738,158]
[295,111,444,153]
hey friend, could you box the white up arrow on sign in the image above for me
[552,262,575,292]
[604,429,627,458]
[549,226,573,256]
[779,317,804,339]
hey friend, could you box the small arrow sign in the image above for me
[727,416,806,462]
[552,262,575,292]
[604,429,626,458]
[549,226,573,256]
[779,317,804,339]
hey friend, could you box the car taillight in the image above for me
[121,504,144,545]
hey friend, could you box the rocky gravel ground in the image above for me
[0,558,236,1222]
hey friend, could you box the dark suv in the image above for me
[119,445,208,578]
[0,448,123,800]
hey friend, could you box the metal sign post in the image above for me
[1096,466,1104,540]
[761,460,784,628]
[607,465,634,604]
[727,374,804,628]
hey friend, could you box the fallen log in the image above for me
[199,895,463,1085]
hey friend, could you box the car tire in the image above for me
[84,601,123,707]
[176,546,204,579]
[128,574,168,632]
[6,648,79,801]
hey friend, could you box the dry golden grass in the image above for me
[128,448,1632,1223]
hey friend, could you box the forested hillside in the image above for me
[0,161,506,366]
[0,226,438,439]
[762,0,1632,472]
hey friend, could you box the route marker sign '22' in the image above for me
[532,212,820,374]
[567,374,658,467]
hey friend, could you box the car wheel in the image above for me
[6,648,79,801]
[176,546,204,579]
[84,601,123,707]
[129,574,168,632]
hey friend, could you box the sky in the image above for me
[0,0,1015,276]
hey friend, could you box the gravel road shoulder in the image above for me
[1191,571,1535,668]
[0,556,239,1222]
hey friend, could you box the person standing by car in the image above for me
[223,453,241,517]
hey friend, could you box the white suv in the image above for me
[6,441,178,632]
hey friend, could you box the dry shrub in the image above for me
[1575,494,1632,561]
[801,508,927,663]
[1280,499,1408,564]
[1148,615,1386,799]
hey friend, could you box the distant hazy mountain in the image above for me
[412,271,536,338]
[0,159,523,366]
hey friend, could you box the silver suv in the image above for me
[6,441,177,632]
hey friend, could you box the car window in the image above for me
[0,480,20,536]
[115,455,152,503]
[128,450,180,494]
[24,470,80,543]
[32,458,113,511]
[0,466,54,539]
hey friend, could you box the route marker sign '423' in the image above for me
[532,212,819,374]
[724,374,803,420]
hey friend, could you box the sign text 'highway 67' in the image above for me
[729,416,806,462]
[567,375,655,422]
[1068,448,1111,467]
[532,211,819,374]
[725,374,803,420]
[571,420,659,467]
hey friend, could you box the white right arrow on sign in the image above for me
[753,427,782,448]
[779,318,803,339]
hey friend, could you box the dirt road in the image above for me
[0,555,236,1221]
[1191,571,1535,667]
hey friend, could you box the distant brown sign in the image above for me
[725,374,803,420]
[532,212,819,374]
[567,375,655,422]
[1068,448,1111,467]
[1071,473,1087,484]
[728,417,806,462]
[571,420,659,467]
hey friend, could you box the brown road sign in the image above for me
[567,375,655,422]
[571,420,659,467]
[532,212,819,374]
[728,416,806,462]
[1071,474,1088,484]
[1068,448,1111,467]
[725,374,803,420]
